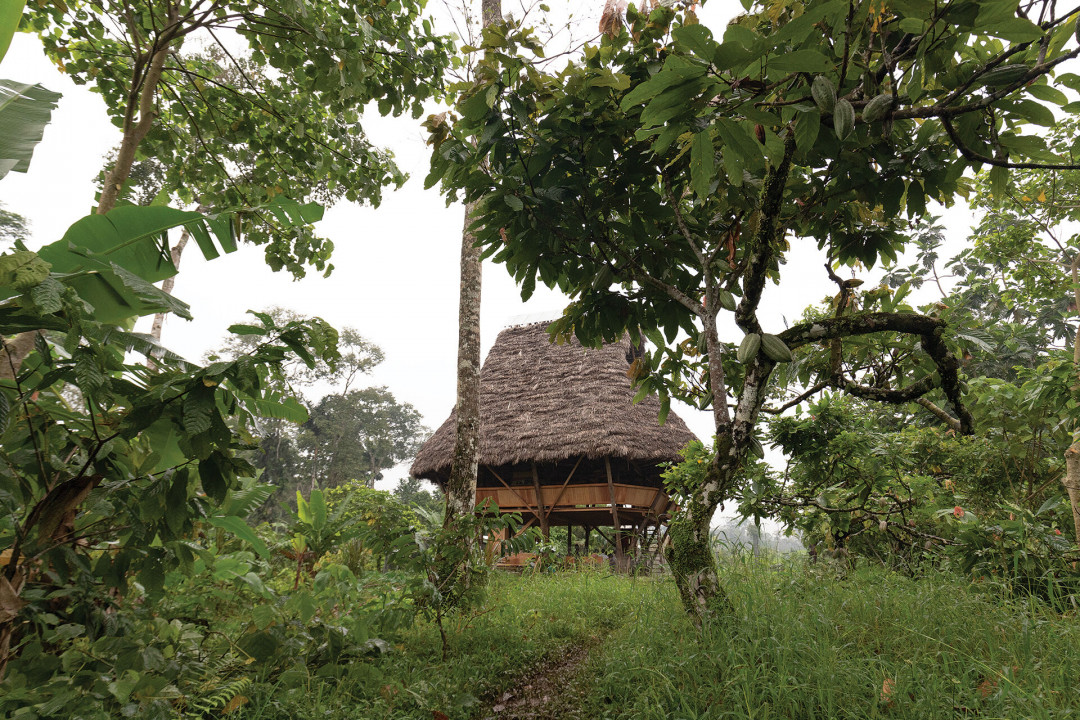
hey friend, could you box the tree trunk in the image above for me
[1066,256,1080,549]
[443,199,484,528]
[666,501,726,627]
[97,42,171,215]
[1062,450,1080,548]
[147,228,190,369]
[0,332,38,381]
[443,0,501,530]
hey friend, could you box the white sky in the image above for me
[1,1,985,499]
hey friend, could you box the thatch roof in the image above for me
[411,322,698,479]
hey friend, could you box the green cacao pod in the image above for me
[979,64,1030,87]
[811,75,836,114]
[717,288,736,312]
[833,99,855,140]
[737,333,761,364]
[760,333,793,362]
[862,93,894,123]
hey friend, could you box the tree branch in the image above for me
[734,129,797,335]
[779,312,973,433]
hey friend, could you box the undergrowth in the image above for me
[224,558,1080,719]
[237,569,652,719]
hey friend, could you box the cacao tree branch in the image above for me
[779,312,973,433]
[734,129,797,335]
[915,396,963,432]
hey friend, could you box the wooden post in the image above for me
[584,526,591,554]
[531,463,549,540]
[567,525,573,556]
[604,458,624,569]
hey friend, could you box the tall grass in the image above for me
[238,560,1080,719]
[579,556,1080,720]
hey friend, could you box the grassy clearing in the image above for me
[237,560,1080,719]
[580,557,1080,720]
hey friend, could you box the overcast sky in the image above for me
[1,1,983,496]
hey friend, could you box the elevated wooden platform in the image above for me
[477,482,673,528]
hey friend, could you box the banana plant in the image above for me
[287,489,362,589]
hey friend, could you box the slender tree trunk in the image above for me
[147,228,190,369]
[443,0,501,530]
[443,200,484,527]
[667,133,798,625]
[1064,257,1080,548]
[4,35,170,380]
[98,43,171,214]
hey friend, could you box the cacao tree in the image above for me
[425,0,1080,621]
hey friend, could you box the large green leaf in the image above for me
[249,395,309,423]
[40,206,197,282]
[30,201,319,323]
[0,79,61,179]
[208,515,269,559]
[0,0,26,64]
[690,130,714,199]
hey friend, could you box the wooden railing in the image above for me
[476,483,665,513]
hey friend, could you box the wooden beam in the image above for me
[544,455,584,520]
[531,463,550,540]
[605,457,625,568]
[584,526,590,554]
[514,517,536,536]
[484,465,533,510]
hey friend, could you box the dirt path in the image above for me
[478,641,597,720]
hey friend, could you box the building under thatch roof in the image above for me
[411,322,698,560]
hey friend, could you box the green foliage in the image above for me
[0,0,25,64]
[235,570,651,718]
[212,307,427,522]
[0,202,28,246]
[24,0,452,275]
[301,387,426,489]
[0,200,367,711]
[422,0,1080,617]
[949,497,1079,604]
[322,482,420,574]
[765,394,1079,596]
[0,79,61,180]
[392,475,444,519]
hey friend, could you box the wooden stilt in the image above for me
[567,525,573,556]
[531,463,549,540]
[584,526,591,554]
[605,458,625,569]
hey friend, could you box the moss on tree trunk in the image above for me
[666,505,732,626]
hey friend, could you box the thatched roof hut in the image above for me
[412,322,697,547]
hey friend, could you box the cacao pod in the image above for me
[760,333,793,362]
[811,75,836,114]
[833,99,855,140]
[717,288,736,311]
[979,64,1030,87]
[737,333,760,364]
[862,93,894,123]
